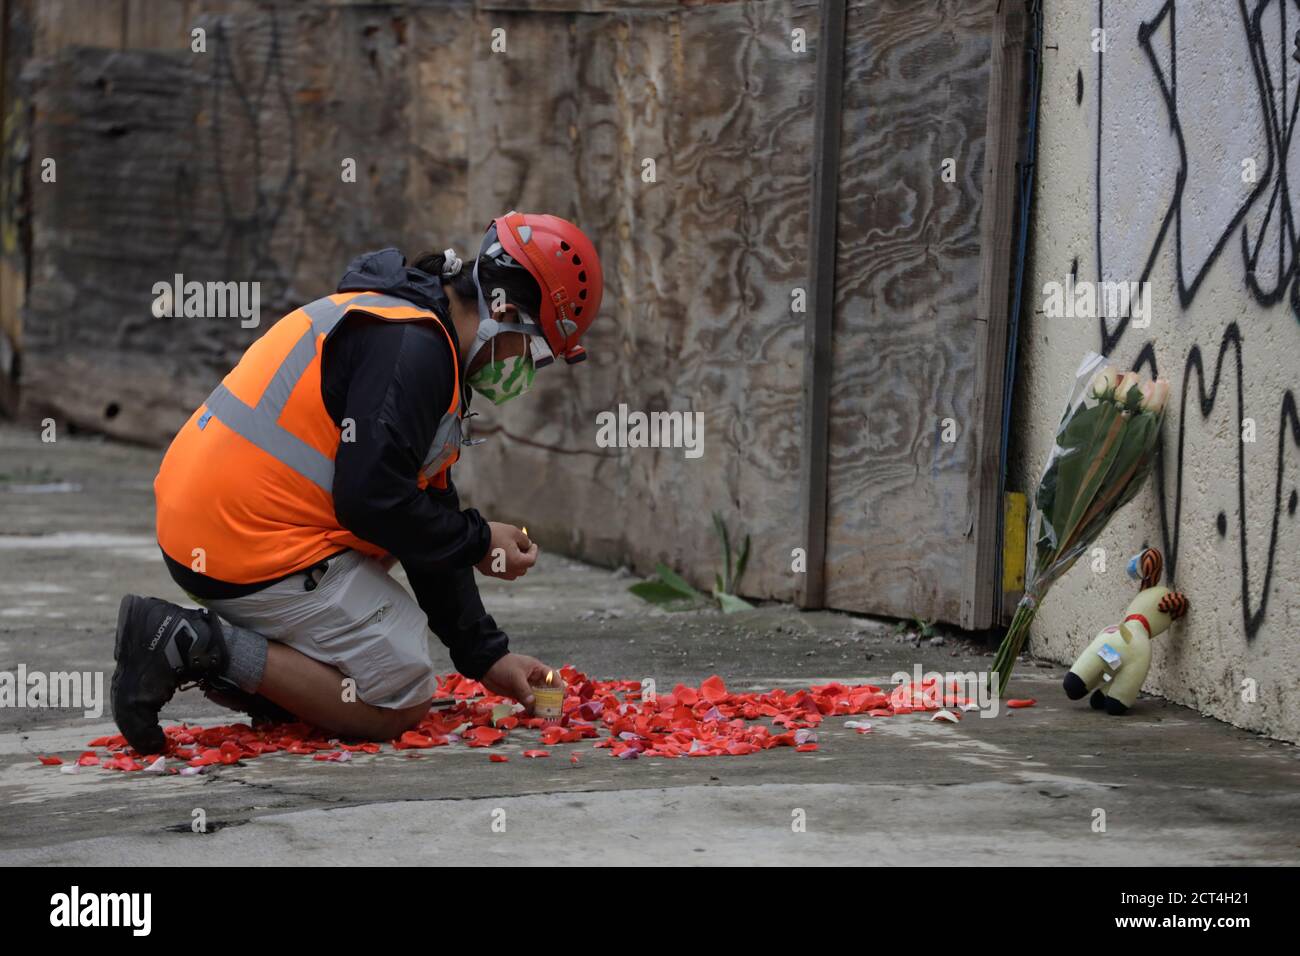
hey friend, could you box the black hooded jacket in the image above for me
[163,248,509,680]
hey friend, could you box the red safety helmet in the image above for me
[471,211,603,367]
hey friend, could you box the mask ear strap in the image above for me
[468,227,498,369]
[468,219,547,368]
[465,316,498,371]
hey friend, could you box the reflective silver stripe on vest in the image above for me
[198,294,458,493]
[260,328,317,418]
[302,293,422,336]
[203,383,336,491]
[421,411,463,479]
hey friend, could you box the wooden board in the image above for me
[32,0,126,57]
[0,0,35,416]
[798,0,845,608]
[821,0,995,624]
[19,1,476,443]
[961,0,1027,628]
[458,0,818,602]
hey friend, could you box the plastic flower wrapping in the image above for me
[992,352,1168,695]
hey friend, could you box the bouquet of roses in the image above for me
[991,353,1169,695]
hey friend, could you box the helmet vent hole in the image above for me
[572,255,582,265]
[560,241,571,251]
[579,289,587,299]
[574,305,583,316]
[578,270,586,282]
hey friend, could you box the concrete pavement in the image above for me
[1,425,1297,865]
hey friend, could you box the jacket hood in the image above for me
[336,247,451,319]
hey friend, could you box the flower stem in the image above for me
[991,598,1038,697]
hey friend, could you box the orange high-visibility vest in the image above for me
[155,291,463,584]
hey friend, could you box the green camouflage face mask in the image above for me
[468,343,535,405]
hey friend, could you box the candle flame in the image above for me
[522,526,528,536]
[545,670,555,686]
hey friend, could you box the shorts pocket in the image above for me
[308,557,434,707]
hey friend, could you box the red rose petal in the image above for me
[103,755,143,772]
[700,675,729,703]
[77,668,953,770]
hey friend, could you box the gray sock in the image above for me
[221,623,268,693]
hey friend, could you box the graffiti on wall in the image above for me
[1093,0,1299,639]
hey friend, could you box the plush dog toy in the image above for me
[1062,548,1188,715]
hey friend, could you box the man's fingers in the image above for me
[525,662,551,684]
[511,675,536,712]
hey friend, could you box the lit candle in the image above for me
[531,669,564,722]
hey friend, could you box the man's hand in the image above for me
[475,522,539,580]
[481,653,557,714]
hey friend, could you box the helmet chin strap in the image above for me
[467,227,549,370]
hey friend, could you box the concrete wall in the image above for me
[1017,0,1299,741]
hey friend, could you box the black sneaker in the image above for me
[111,595,229,755]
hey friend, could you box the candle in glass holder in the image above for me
[532,669,564,722]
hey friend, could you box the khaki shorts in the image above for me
[200,550,436,710]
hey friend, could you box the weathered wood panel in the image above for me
[478,1,677,11]
[20,1,475,444]
[961,0,1027,628]
[821,0,995,623]
[0,0,35,416]
[21,46,214,442]
[798,0,845,608]
[123,0,196,50]
[32,0,127,57]
[458,0,817,601]
[476,1,725,11]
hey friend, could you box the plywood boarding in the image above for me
[477,1,679,11]
[0,0,35,416]
[32,0,126,57]
[458,1,817,601]
[476,1,724,11]
[20,1,475,444]
[821,0,995,623]
[21,45,214,442]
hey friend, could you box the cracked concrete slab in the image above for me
[2,426,1298,865]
